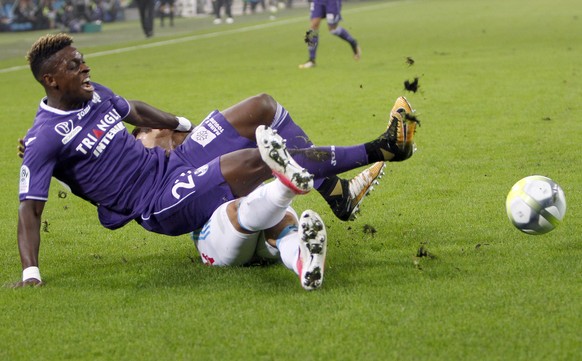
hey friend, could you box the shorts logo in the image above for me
[55,120,82,144]
[172,170,196,199]
[19,165,30,194]
[194,164,209,177]
[191,126,216,147]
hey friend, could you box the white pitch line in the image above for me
[0,1,401,74]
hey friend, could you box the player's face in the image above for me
[46,46,94,110]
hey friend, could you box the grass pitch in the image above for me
[1,0,581,360]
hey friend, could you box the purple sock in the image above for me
[271,104,331,188]
[290,145,369,179]
[306,31,319,61]
[271,104,314,150]
[332,26,356,45]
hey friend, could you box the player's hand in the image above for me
[9,278,44,288]
[17,138,25,158]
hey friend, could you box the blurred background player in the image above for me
[299,0,361,69]
[159,0,175,27]
[212,0,234,24]
[136,0,155,37]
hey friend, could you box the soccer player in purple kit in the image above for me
[15,33,419,287]
[299,0,361,69]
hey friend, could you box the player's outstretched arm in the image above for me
[14,200,45,288]
[125,100,193,132]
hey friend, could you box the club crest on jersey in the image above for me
[55,120,82,145]
[190,116,224,147]
[191,126,216,147]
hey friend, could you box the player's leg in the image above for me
[212,0,222,24]
[255,96,418,179]
[222,130,314,225]
[235,94,416,166]
[299,8,323,69]
[145,0,155,36]
[193,146,314,266]
[169,0,175,26]
[143,96,415,221]
[264,209,327,290]
[329,23,361,61]
[225,0,233,23]
[192,201,262,266]
[326,3,361,60]
[146,96,416,235]
[220,148,272,198]
[222,94,387,220]
[160,2,166,26]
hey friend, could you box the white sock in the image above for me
[277,228,300,274]
[238,180,296,232]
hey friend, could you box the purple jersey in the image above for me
[20,83,167,229]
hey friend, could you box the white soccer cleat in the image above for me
[299,60,316,69]
[256,125,314,194]
[225,17,234,24]
[213,18,222,25]
[345,162,385,220]
[296,210,327,291]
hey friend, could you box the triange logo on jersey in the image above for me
[92,129,104,139]
[75,108,123,156]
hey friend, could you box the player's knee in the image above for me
[264,212,298,243]
[253,93,277,123]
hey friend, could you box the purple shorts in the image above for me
[139,156,234,236]
[310,0,342,24]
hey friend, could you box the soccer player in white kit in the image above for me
[193,126,329,290]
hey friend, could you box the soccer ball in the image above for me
[505,175,566,235]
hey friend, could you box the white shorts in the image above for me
[191,201,297,266]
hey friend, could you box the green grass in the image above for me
[1,0,581,360]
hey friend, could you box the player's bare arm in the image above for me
[15,200,45,287]
[125,100,193,132]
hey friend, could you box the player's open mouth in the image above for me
[82,77,94,92]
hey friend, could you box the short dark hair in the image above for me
[26,33,74,82]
